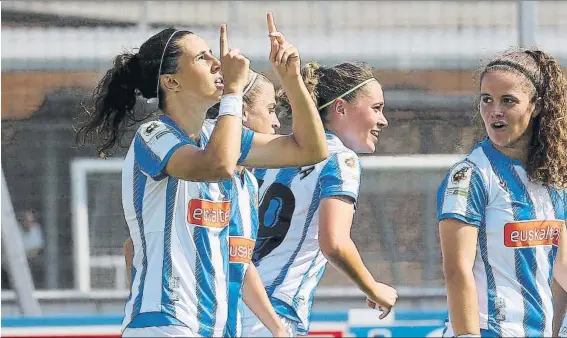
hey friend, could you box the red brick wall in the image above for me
[1,69,484,120]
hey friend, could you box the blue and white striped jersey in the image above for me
[121,116,255,337]
[252,132,362,335]
[224,169,259,337]
[437,138,567,337]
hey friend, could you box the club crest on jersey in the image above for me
[229,237,255,264]
[187,199,230,228]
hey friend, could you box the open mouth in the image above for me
[370,129,380,140]
[214,78,224,90]
[491,121,507,130]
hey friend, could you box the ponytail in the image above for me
[277,61,322,119]
[276,61,374,123]
[76,53,145,157]
[76,28,193,157]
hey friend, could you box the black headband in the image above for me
[485,60,540,95]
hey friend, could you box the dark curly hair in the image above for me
[479,49,567,188]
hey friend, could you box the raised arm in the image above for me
[166,23,250,181]
[241,13,327,169]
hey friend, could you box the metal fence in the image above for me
[2,1,567,71]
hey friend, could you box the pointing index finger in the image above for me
[267,12,277,33]
[220,23,228,56]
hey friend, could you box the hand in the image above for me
[219,23,250,95]
[267,12,300,79]
[366,282,398,319]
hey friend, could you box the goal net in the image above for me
[71,154,462,292]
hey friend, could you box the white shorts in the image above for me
[241,304,299,337]
[122,325,199,337]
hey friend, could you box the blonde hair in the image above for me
[277,61,375,122]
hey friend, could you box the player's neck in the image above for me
[491,134,530,165]
[163,95,208,137]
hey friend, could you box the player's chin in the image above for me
[488,132,513,148]
[357,139,376,154]
[207,88,223,103]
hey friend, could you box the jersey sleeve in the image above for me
[134,120,190,180]
[437,161,488,227]
[200,119,254,165]
[319,151,362,204]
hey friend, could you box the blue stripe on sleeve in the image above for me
[134,134,186,180]
[319,153,359,202]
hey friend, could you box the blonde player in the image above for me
[207,68,285,337]
[241,60,398,336]
[438,49,567,337]
[78,14,328,337]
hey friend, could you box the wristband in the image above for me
[218,94,243,118]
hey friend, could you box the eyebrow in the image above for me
[194,50,213,59]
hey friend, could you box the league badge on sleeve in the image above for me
[451,166,471,184]
[338,152,360,180]
[140,120,169,145]
[446,162,473,197]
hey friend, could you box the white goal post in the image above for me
[70,154,463,292]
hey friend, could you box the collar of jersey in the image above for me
[158,114,201,147]
[325,130,341,143]
[480,137,523,166]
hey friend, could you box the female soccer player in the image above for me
[122,69,285,336]
[77,12,327,337]
[206,70,280,133]
[241,61,399,337]
[207,70,287,337]
[438,49,567,337]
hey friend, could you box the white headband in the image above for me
[147,30,181,104]
[243,72,259,96]
[317,78,376,110]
